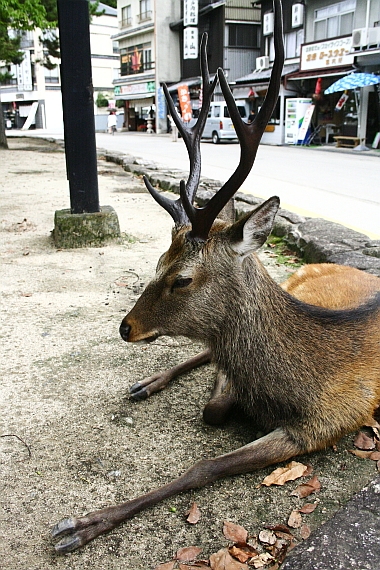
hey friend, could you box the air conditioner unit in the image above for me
[352,27,380,48]
[263,12,274,36]
[292,3,304,28]
[256,55,270,70]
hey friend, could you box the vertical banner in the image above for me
[17,50,33,91]
[157,86,166,120]
[297,104,315,142]
[184,0,198,27]
[178,84,192,122]
[184,27,198,59]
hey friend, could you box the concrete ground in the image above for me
[0,137,379,570]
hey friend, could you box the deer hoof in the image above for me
[54,533,82,553]
[129,383,148,400]
[51,517,76,538]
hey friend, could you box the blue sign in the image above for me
[157,86,166,120]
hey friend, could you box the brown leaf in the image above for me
[223,521,248,543]
[287,510,302,529]
[229,543,258,563]
[369,451,380,461]
[354,431,375,450]
[209,548,247,569]
[179,565,210,570]
[154,562,176,570]
[258,529,277,545]
[264,523,292,535]
[186,502,201,524]
[250,552,274,568]
[269,539,290,565]
[261,461,308,487]
[291,475,321,498]
[300,524,311,540]
[176,546,203,562]
[299,502,318,514]
[348,449,374,459]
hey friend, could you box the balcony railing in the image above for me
[137,10,152,23]
[120,17,132,28]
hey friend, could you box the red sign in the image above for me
[178,84,192,122]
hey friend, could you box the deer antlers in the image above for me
[146,0,284,241]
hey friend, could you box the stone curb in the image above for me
[101,148,380,277]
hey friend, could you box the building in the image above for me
[112,0,181,133]
[0,2,119,132]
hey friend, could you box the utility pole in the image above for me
[57,0,99,213]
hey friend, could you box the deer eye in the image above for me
[171,277,193,292]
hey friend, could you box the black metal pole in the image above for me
[57,0,99,214]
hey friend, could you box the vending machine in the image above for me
[285,98,312,144]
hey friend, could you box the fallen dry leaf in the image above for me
[287,510,302,529]
[223,521,248,543]
[209,548,247,569]
[229,543,258,563]
[179,564,209,570]
[258,529,277,545]
[299,502,318,514]
[261,461,308,487]
[154,561,176,570]
[290,475,321,498]
[354,431,376,450]
[176,546,203,562]
[369,451,380,461]
[349,449,374,459]
[186,502,201,525]
[267,539,289,565]
[264,523,292,535]
[250,552,274,568]
[300,524,311,540]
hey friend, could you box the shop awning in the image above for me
[115,93,154,102]
[286,66,354,81]
[234,63,299,85]
[166,77,202,92]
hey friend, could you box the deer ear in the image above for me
[228,196,280,257]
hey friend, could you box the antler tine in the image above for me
[144,34,218,227]
[183,0,284,241]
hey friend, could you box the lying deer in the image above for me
[52,0,380,553]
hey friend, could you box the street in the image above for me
[95,132,380,239]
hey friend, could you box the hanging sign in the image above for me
[335,92,349,111]
[178,84,192,122]
[17,50,33,91]
[184,0,198,27]
[184,27,198,59]
[301,36,354,71]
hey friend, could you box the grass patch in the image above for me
[265,235,304,268]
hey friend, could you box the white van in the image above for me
[202,101,248,144]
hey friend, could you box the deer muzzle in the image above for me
[119,316,159,343]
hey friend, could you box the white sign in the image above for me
[17,50,33,91]
[301,36,354,71]
[184,0,198,27]
[297,104,315,142]
[184,27,198,59]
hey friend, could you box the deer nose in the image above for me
[119,322,131,342]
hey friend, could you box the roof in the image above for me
[235,63,299,84]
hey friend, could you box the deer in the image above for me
[52,0,380,554]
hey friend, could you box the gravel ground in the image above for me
[0,137,377,570]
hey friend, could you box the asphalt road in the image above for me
[95,131,380,239]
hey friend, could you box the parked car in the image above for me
[203,102,248,143]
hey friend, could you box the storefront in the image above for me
[285,35,380,146]
[231,64,299,145]
[114,81,155,131]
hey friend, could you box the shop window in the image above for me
[120,42,154,76]
[228,24,259,48]
[314,0,356,41]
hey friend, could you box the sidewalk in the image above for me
[1,137,379,570]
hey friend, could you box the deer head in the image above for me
[120,0,284,345]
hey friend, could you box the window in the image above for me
[45,65,59,84]
[214,106,220,117]
[138,0,151,22]
[121,5,131,27]
[228,24,259,48]
[285,29,304,58]
[314,0,356,41]
[120,42,154,76]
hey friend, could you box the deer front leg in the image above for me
[203,369,235,425]
[52,428,301,553]
[129,349,212,400]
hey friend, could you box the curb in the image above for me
[101,148,380,277]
